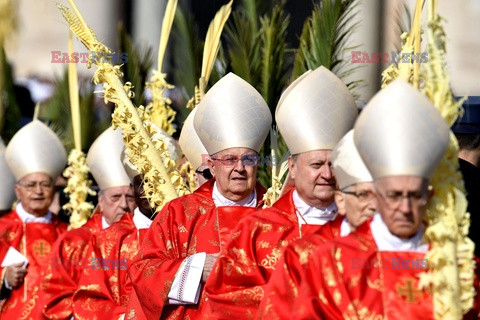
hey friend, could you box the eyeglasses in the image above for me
[377,190,428,209]
[342,190,375,203]
[17,181,54,191]
[195,168,213,180]
[211,154,260,167]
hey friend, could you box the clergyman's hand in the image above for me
[5,263,27,289]
[202,253,219,283]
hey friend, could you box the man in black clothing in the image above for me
[453,96,480,256]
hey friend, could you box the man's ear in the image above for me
[14,183,21,200]
[207,158,216,177]
[288,157,296,181]
[334,191,346,216]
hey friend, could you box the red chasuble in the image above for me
[72,213,147,320]
[125,179,265,320]
[0,210,67,319]
[204,188,342,319]
[40,211,103,320]
[257,222,436,319]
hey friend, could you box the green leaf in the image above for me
[292,0,362,96]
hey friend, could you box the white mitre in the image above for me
[5,120,67,181]
[0,138,16,210]
[87,127,130,190]
[193,73,272,155]
[331,129,372,190]
[354,80,449,179]
[276,66,358,154]
[179,108,208,170]
[122,123,180,180]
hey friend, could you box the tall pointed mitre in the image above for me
[0,138,16,210]
[276,66,358,154]
[5,120,67,181]
[179,108,208,170]
[122,123,181,180]
[331,129,372,190]
[354,80,449,179]
[87,127,130,190]
[193,73,272,154]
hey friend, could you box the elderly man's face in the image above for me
[98,186,136,225]
[335,182,377,231]
[375,176,432,239]
[209,147,258,202]
[288,150,336,208]
[14,172,55,217]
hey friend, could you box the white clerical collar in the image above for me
[101,216,110,230]
[212,182,257,207]
[293,190,337,225]
[340,217,351,237]
[15,203,52,224]
[133,208,152,230]
[370,213,428,253]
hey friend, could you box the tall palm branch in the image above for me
[292,0,361,95]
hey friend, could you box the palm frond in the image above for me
[0,47,20,143]
[39,70,96,152]
[258,1,291,109]
[200,0,233,92]
[171,4,201,101]
[117,23,154,107]
[292,0,361,94]
[224,10,261,85]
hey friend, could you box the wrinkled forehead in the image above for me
[213,147,258,158]
[375,175,429,192]
[20,172,53,183]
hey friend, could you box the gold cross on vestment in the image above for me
[33,240,50,258]
[396,278,423,303]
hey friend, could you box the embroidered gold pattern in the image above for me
[260,247,282,270]
[396,278,423,303]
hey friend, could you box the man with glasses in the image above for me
[257,80,451,319]
[126,73,271,319]
[205,66,358,318]
[0,120,68,319]
[40,127,136,319]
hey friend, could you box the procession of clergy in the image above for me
[0,66,476,319]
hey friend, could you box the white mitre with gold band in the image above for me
[276,66,358,154]
[179,108,208,170]
[0,138,15,210]
[331,129,372,190]
[122,123,181,180]
[193,73,272,154]
[5,120,67,181]
[354,80,449,179]
[87,127,130,190]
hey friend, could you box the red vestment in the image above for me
[257,222,436,319]
[40,211,103,320]
[0,210,67,319]
[125,179,265,320]
[0,241,9,263]
[72,213,146,320]
[204,188,341,319]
